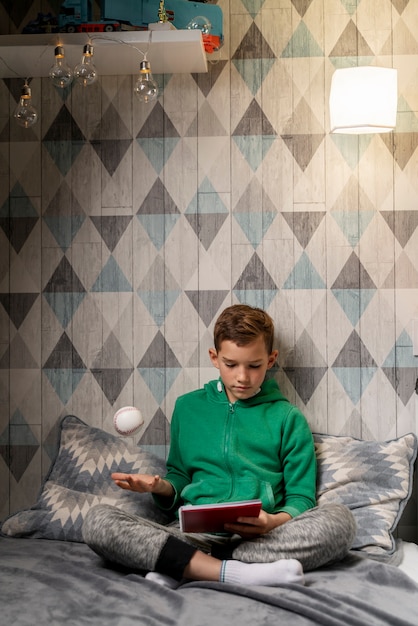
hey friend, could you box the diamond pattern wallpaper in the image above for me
[0,0,417,538]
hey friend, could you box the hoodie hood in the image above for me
[204,377,288,407]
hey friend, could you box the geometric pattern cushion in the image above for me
[1,415,171,542]
[314,432,417,558]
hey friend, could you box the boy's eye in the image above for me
[224,363,261,369]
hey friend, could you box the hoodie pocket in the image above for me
[180,480,230,505]
[232,478,275,512]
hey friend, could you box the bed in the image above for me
[1,414,418,625]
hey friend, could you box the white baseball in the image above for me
[114,406,144,436]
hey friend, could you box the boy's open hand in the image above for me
[224,509,291,538]
[111,473,173,496]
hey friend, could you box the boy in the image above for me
[83,305,356,588]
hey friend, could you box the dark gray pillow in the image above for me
[314,432,417,557]
[1,415,171,542]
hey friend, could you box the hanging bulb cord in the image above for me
[88,30,153,63]
[0,29,155,83]
[1,31,55,77]
[1,34,152,103]
[0,55,22,77]
[0,56,34,97]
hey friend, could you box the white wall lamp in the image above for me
[329,66,398,134]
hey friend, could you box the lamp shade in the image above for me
[329,66,397,134]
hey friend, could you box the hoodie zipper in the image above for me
[224,402,235,499]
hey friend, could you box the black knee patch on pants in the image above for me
[155,536,196,580]
[211,542,235,560]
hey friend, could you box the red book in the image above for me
[179,499,262,533]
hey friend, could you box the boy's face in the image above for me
[209,336,278,403]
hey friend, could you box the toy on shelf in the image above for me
[22,0,223,54]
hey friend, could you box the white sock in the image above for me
[220,559,305,587]
[145,571,181,589]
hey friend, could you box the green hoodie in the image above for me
[156,378,317,519]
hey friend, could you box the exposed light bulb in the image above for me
[187,15,212,35]
[49,45,73,88]
[14,81,38,128]
[74,43,98,86]
[134,60,158,104]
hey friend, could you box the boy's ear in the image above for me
[208,348,219,368]
[267,349,279,369]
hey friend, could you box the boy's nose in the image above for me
[236,368,250,382]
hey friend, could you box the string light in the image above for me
[134,59,158,103]
[187,15,212,36]
[14,80,38,128]
[74,43,98,86]
[49,45,73,88]
[6,31,161,131]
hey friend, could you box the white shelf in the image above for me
[0,30,208,77]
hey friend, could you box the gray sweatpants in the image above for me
[82,503,356,576]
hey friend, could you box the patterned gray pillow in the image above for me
[2,416,416,556]
[314,432,417,557]
[1,415,171,542]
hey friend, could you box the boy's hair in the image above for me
[213,304,275,354]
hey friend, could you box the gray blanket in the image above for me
[1,537,417,625]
